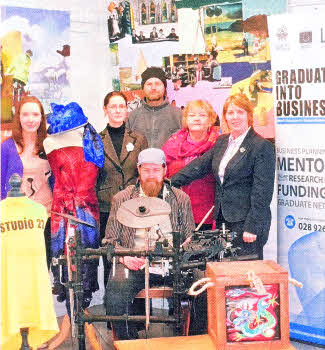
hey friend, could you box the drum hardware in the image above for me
[52,197,256,349]
[60,230,245,349]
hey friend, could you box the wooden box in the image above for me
[206,260,292,350]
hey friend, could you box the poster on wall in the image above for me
[106,0,179,44]
[0,6,70,125]
[269,13,325,346]
[107,0,133,43]
[131,0,179,44]
[109,0,180,96]
[167,0,286,138]
[111,0,286,141]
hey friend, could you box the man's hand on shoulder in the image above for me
[120,256,146,271]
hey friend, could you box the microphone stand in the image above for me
[172,231,183,335]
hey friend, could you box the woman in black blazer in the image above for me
[171,93,275,259]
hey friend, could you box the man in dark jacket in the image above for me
[126,67,182,148]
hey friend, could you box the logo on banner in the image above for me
[299,31,312,48]
[285,215,296,229]
[277,26,288,41]
[299,31,312,43]
[275,25,289,50]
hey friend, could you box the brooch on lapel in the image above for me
[239,147,246,153]
[126,142,134,152]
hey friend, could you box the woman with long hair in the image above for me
[1,95,52,268]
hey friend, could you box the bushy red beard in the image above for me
[140,179,164,197]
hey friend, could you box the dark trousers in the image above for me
[189,269,208,335]
[215,210,264,260]
[189,211,264,335]
[105,264,172,340]
[100,212,111,288]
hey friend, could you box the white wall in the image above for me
[288,0,325,13]
[1,0,112,131]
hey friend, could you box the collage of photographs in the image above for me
[107,0,283,141]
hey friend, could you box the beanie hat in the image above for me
[141,67,167,89]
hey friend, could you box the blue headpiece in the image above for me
[47,102,88,135]
[47,102,104,167]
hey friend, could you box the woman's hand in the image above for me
[119,256,145,271]
[243,231,257,243]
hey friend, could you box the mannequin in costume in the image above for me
[1,95,53,269]
[44,102,104,347]
[1,174,58,349]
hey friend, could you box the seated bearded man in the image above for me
[103,148,195,340]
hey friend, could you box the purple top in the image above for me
[1,138,23,199]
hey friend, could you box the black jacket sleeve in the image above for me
[243,140,276,235]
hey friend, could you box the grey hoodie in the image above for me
[126,99,182,148]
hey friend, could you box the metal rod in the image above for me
[180,261,206,270]
[195,205,214,231]
[66,222,75,337]
[81,247,176,258]
[75,228,86,350]
[145,257,150,331]
[172,232,183,335]
[80,314,177,323]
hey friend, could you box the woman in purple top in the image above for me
[1,96,52,268]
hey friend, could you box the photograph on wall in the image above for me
[113,0,286,140]
[203,2,244,63]
[202,2,271,65]
[110,43,121,90]
[116,37,180,92]
[169,0,286,139]
[225,284,280,342]
[130,0,179,44]
[0,6,70,123]
[107,0,133,43]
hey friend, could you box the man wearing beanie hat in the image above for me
[103,148,195,340]
[126,66,182,148]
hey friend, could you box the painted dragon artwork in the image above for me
[225,284,280,342]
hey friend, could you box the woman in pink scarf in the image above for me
[162,100,219,229]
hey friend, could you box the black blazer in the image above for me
[171,128,275,243]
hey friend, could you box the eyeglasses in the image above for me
[108,104,127,110]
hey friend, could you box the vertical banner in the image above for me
[269,14,325,345]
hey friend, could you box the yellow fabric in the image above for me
[1,196,59,349]
[6,53,31,84]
